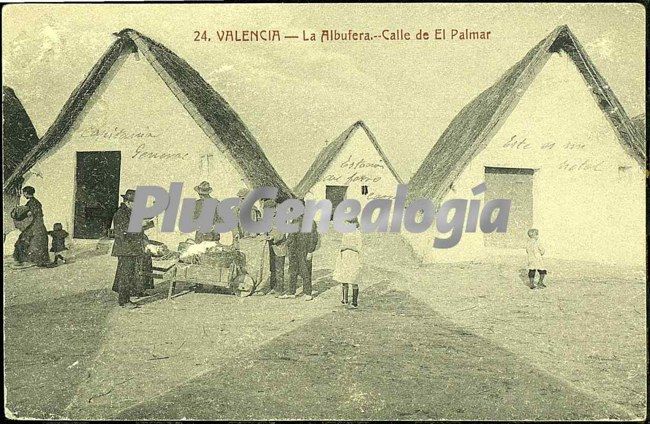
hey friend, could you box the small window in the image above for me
[361,185,369,195]
[200,153,213,173]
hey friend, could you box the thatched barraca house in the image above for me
[294,120,403,210]
[2,86,40,236]
[404,25,646,266]
[3,29,293,244]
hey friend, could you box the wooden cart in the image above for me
[148,236,269,300]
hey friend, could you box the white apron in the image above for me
[333,230,362,285]
[526,239,546,270]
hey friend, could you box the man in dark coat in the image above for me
[111,189,148,309]
[284,215,320,301]
[193,181,221,243]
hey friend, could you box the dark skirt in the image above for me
[13,237,29,263]
[139,254,154,292]
[112,255,155,296]
[15,222,50,265]
[112,256,139,295]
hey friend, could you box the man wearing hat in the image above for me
[193,181,221,243]
[111,189,150,309]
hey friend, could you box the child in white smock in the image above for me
[333,218,363,308]
[526,228,547,289]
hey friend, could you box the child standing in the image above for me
[526,228,547,289]
[48,223,69,264]
[333,218,363,308]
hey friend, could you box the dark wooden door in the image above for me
[484,167,534,248]
[325,185,348,216]
[74,151,121,239]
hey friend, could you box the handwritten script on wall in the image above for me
[131,144,190,160]
[322,155,386,185]
[320,155,395,199]
[501,135,604,171]
[79,125,161,140]
[77,124,190,160]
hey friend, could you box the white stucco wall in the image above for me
[21,51,252,247]
[404,52,646,266]
[303,127,401,209]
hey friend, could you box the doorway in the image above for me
[484,167,534,248]
[325,185,348,214]
[74,151,121,239]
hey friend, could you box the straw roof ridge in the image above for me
[407,25,646,205]
[294,120,403,197]
[2,86,40,194]
[3,28,294,200]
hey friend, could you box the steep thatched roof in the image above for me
[632,113,645,138]
[294,120,403,197]
[407,25,646,205]
[2,86,40,194]
[3,29,294,200]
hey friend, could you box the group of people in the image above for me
[264,199,321,301]
[10,186,69,268]
[264,201,362,308]
[7,181,364,309]
[11,182,543,309]
[111,181,365,309]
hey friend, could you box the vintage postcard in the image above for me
[2,2,646,421]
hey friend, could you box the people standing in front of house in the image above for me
[17,186,51,267]
[284,215,320,301]
[48,223,69,264]
[333,218,363,308]
[526,228,547,289]
[193,181,221,243]
[111,189,148,309]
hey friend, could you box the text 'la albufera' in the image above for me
[127,183,511,249]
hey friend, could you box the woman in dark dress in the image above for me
[17,186,51,266]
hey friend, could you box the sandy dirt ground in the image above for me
[3,234,646,420]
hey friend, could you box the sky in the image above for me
[2,3,645,186]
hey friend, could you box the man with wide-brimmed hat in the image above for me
[111,189,150,309]
[193,181,221,243]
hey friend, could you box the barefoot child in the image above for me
[333,218,363,308]
[526,228,547,289]
[48,223,69,264]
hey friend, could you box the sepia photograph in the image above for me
[2,2,647,421]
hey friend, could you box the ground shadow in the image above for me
[311,268,336,296]
[517,268,532,288]
[116,288,627,421]
[4,288,116,419]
